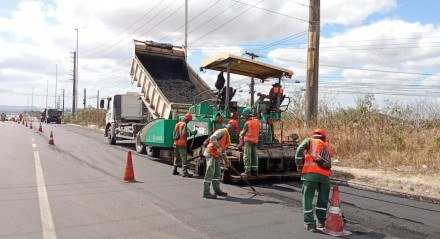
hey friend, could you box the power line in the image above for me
[86,0,179,58]
[190,0,265,45]
[187,1,240,39]
[270,57,440,77]
[160,0,223,42]
[85,1,164,55]
[230,0,309,23]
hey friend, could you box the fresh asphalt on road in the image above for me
[1,121,440,239]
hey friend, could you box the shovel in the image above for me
[221,154,263,196]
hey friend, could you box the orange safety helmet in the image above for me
[228,119,239,132]
[312,128,327,141]
[185,113,193,121]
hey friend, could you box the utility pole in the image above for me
[96,90,99,108]
[245,51,259,107]
[74,28,79,113]
[62,89,65,115]
[305,0,320,124]
[184,0,188,58]
[31,88,34,114]
[54,64,58,108]
[46,78,49,110]
[72,51,77,114]
[83,88,86,108]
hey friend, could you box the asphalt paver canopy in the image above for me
[200,53,294,79]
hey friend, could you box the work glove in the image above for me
[297,166,303,173]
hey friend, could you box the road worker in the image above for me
[295,129,333,232]
[173,113,197,177]
[269,82,285,111]
[239,108,260,177]
[203,120,239,199]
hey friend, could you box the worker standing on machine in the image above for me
[202,120,239,199]
[173,113,197,177]
[295,129,333,233]
[239,108,260,177]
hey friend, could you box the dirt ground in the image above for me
[332,165,440,201]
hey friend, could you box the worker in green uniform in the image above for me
[173,113,197,177]
[239,107,260,177]
[295,129,333,232]
[203,120,239,199]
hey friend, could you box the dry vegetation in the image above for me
[280,93,440,174]
[62,108,106,128]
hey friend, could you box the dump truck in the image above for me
[131,40,215,156]
[101,92,149,145]
[41,109,62,124]
[132,40,300,182]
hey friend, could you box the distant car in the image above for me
[41,109,62,124]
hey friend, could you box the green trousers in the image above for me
[302,180,331,227]
[203,154,221,196]
[243,142,258,174]
[173,146,188,172]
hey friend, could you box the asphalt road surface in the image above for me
[1,121,440,239]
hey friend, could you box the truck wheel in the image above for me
[146,146,159,158]
[108,124,116,145]
[136,133,146,154]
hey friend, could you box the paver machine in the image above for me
[187,53,301,182]
[131,40,300,182]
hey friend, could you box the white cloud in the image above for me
[0,0,435,108]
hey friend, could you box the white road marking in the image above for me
[32,144,37,148]
[34,151,58,239]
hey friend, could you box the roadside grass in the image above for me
[279,94,440,174]
[62,108,106,128]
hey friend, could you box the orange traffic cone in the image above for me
[122,151,136,182]
[48,131,54,145]
[38,123,43,132]
[322,186,351,237]
[29,122,33,129]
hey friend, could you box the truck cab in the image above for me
[101,92,149,145]
[41,109,62,124]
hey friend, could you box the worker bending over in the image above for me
[203,120,239,199]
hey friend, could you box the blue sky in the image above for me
[0,0,439,110]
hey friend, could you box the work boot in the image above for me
[318,221,326,229]
[241,172,250,177]
[172,166,180,175]
[182,171,193,178]
[251,171,259,177]
[203,193,217,199]
[214,189,228,197]
[304,224,318,233]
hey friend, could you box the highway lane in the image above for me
[1,121,440,238]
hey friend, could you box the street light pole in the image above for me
[55,64,58,109]
[45,78,49,111]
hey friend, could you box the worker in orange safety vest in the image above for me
[202,120,239,199]
[239,107,260,177]
[295,129,333,233]
[173,113,197,177]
